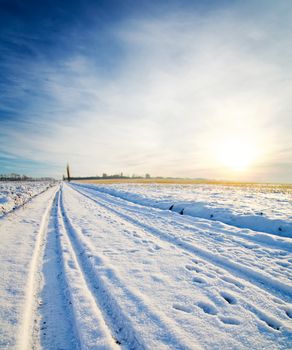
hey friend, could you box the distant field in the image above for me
[73,178,292,193]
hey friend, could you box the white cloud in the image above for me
[3,1,292,181]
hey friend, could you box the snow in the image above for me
[0,186,57,349]
[73,182,292,237]
[0,181,56,217]
[0,182,291,349]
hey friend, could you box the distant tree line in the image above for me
[66,173,152,181]
[0,173,55,181]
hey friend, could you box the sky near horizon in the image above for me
[0,0,291,182]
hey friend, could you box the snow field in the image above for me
[63,183,292,348]
[72,185,292,298]
[74,183,292,237]
[0,182,291,349]
[0,181,56,217]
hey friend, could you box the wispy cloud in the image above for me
[1,1,292,181]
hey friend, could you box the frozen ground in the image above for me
[0,181,56,217]
[0,182,291,349]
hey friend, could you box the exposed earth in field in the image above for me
[1,182,291,349]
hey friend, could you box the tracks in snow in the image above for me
[31,186,196,349]
[57,187,198,349]
[21,187,134,349]
[63,183,292,348]
[18,183,291,349]
[73,184,292,253]
[57,187,145,349]
[72,183,292,239]
[55,189,121,349]
[17,186,58,350]
[70,184,292,303]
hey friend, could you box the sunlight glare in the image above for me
[216,137,256,171]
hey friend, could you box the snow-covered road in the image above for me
[1,183,291,349]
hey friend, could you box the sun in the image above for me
[216,137,256,171]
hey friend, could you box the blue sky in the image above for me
[1,0,291,182]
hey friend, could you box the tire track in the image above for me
[17,186,58,350]
[59,186,199,350]
[56,188,121,349]
[39,190,80,350]
[70,184,292,302]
